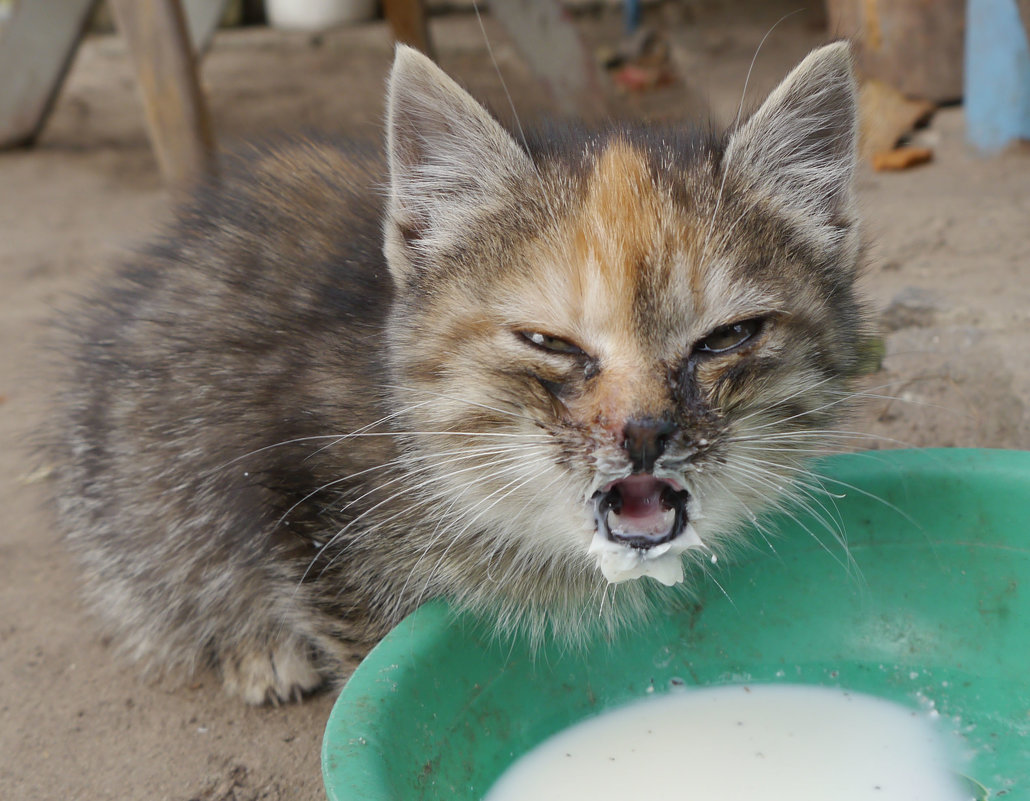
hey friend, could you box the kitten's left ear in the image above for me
[724,42,858,239]
[384,45,535,287]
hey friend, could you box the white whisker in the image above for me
[274,440,547,530]
[725,455,848,544]
[393,455,554,606]
[734,373,840,424]
[384,382,542,425]
[698,8,805,269]
[296,446,550,590]
[723,461,857,576]
[411,471,543,610]
[471,0,538,181]
[704,472,783,558]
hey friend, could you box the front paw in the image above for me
[219,637,324,705]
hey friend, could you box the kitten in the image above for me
[54,43,865,704]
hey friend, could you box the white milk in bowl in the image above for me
[483,684,971,801]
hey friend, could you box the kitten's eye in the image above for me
[694,318,764,355]
[518,330,585,356]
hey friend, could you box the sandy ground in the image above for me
[1,5,1027,800]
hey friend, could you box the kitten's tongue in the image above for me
[589,476,704,586]
[607,475,677,538]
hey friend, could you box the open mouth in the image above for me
[588,475,705,586]
[592,475,691,550]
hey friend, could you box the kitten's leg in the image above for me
[218,634,324,705]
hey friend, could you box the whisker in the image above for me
[334,444,545,522]
[208,397,452,472]
[724,454,848,533]
[726,447,924,576]
[597,581,613,620]
[394,455,556,606]
[733,373,840,425]
[698,8,806,269]
[471,0,539,182]
[384,382,541,425]
[722,460,857,575]
[411,471,543,610]
[701,568,738,610]
[286,450,551,633]
[301,398,439,461]
[484,473,577,586]
[733,443,844,457]
[210,427,550,477]
[798,468,927,537]
[274,441,547,531]
[704,472,783,558]
[732,391,870,435]
[726,428,921,450]
[209,434,373,473]
[726,454,848,542]
[311,447,551,582]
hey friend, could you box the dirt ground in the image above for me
[1,5,1027,800]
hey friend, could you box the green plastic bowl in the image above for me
[323,449,1030,800]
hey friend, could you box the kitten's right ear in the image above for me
[384,45,534,287]
[723,42,858,248]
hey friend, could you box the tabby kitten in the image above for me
[55,43,865,704]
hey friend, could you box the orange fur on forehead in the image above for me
[578,140,663,285]
[509,139,669,332]
[563,141,678,427]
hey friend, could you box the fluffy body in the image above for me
[54,45,866,703]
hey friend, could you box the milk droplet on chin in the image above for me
[588,523,705,586]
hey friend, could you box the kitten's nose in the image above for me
[622,417,677,474]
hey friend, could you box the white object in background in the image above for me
[265,0,376,30]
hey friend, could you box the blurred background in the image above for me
[0,2,1027,800]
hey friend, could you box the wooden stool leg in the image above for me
[109,0,217,188]
[383,0,435,60]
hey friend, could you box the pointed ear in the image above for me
[384,45,534,287]
[724,42,858,239]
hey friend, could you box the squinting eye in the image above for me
[519,330,586,356]
[694,318,764,355]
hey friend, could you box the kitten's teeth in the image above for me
[606,507,676,538]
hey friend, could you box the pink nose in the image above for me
[622,417,676,473]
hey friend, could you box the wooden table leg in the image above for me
[109,0,217,188]
[383,0,435,60]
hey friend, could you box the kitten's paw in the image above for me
[220,638,324,705]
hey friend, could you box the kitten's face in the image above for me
[381,44,863,635]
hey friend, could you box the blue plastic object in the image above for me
[966,0,1030,151]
